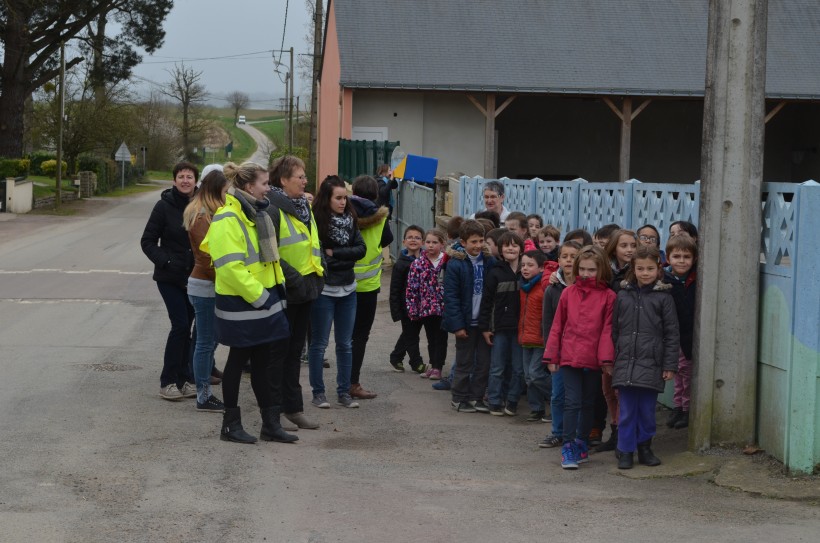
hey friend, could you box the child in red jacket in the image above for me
[544,245,616,470]
[519,250,551,422]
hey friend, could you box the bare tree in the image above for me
[226,91,250,123]
[160,64,208,161]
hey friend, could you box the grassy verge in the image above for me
[101,182,164,197]
[30,176,78,198]
[253,119,286,149]
[218,118,256,162]
[147,170,173,181]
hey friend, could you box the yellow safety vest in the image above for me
[277,210,324,277]
[354,216,387,292]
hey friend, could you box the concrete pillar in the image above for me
[692,0,768,449]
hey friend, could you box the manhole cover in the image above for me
[78,363,142,372]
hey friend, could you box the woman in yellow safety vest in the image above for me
[201,161,296,445]
[263,156,324,430]
[349,175,394,399]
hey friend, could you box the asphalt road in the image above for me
[0,190,818,542]
[238,123,275,167]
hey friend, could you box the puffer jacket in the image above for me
[610,259,630,292]
[442,242,496,333]
[611,280,680,392]
[141,187,194,288]
[543,276,616,369]
[542,268,569,340]
[518,273,545,346]
[406,250,448,320]
[663,269,696,359]
[477,260,520,332]
[321,218,367,287]
[389,249,416,322]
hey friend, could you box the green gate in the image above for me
[338,139,400,181]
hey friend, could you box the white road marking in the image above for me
[1,299,126,304]
[0,269,150,275]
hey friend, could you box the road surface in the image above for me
[0,191,818,542]
[238,123,275,167]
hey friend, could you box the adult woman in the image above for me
[349,175,394,399]
[309,176,366,409]
[201,161,296,444]
[141,161,198,401]
[265,156,324,430]
[182,169,229,412]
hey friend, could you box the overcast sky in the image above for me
[129,0,315,109]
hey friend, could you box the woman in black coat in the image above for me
[141,162,198,401]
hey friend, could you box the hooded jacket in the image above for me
[611,280,680,392]
[442,242,496,333]
[264,190,325,304]
[406,250,448,321]
[518,273,545,346]
[389,249,416,321]
[543,276,616,370]
[663,269,697,359]
[477,259,520,333]
[141,187,194,289]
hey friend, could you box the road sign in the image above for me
[115,142,131,162]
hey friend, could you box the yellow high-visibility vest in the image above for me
[277,210,324,277]
[354,216,386,292]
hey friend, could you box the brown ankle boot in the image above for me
[350,383,377,399]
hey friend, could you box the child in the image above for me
[539,240,582,448]
[637,224,666,265]
[432,216,466,392]
[519,249,551,422]
[479,231,524,416]
[544,246,615,469]
[405,228,450,380]
[669,221,699,241]
[388,225,426,373]
[527,214,544,240]
[663,233,698,430]
[474,210,500,229]
[484,227,506,259]
[537,225,561,262]
[505,212,537,252]
[593,223,620,250]
[476,218,495,237]
[610,245,679,469]
[563,228,593,247]
[443,220,496,412]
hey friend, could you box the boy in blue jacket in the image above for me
[443,220,496,412]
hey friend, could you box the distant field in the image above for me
[206,107,287,123]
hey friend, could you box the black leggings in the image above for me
[396,316,448,370]
[351,290,379,384]
[222,339,286,409]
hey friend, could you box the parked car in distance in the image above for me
[238,115,246,124]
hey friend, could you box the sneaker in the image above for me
[489,404,505,416]
[561,442,579,469]
[473,400,491,413]
[428,369,442,380]
[160,384,184,401]
[451,400,476,413]
[411,362,427,375]
[504,402,518,416]
[389,360,405,373]
[180,382,197,398]
[539,435,563,448]
[196,395,225,413]
[337,393,360,408]
[588,427,603,447]
[311,393,331,409]
[575,438,590,464]
[541,413,552,423]
[432,379,451,391]
[421,367,434,379]
[526,410,545,422]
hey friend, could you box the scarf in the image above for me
[270,186,311,224]
[229,187,280,263]
[520,272,543,293]
[328,212,353,245]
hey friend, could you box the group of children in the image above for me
[389,211,700,471]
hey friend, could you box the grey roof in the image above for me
[331,0,820,99]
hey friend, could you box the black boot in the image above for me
[220,407,257,444]
[596,424,618,452]
[615,449,634,469]
[674,411,689,429]
[637,439,661,466]
[666,407,683,428]
[260,406,299,443]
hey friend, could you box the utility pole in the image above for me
[56,41,65,210]
[309,0,324,169]
[289,46,295,152]
[692,0,768,450]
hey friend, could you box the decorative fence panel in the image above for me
[390,181,435,259]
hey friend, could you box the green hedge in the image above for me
[0,158,31,178]
[41,159,68,178]
[28,151,56,175]
[78,155,117,193]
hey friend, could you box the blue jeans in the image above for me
[487,331,524,406]
[189,294,217,403]
[522,346,551,412]
[309,292,357,397]
[549,368,564,437]
[561,366,602,443]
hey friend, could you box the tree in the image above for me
[226,91,250,123]
[0,1,173,157]
[160,64,208,161]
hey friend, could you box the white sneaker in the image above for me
[180,382,197,398]
[160,384,184,401]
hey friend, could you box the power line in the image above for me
[141,49,277,65]
[276,0,290,67]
